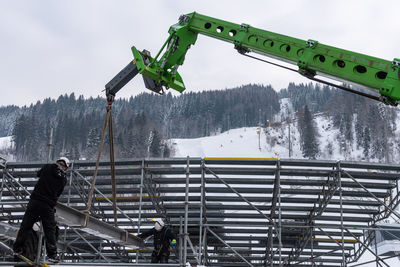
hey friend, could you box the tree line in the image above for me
[7,84,280,161]
[3,83,399,162]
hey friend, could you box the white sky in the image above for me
[1,0,399,106]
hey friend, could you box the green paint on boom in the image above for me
[130,12,400,105]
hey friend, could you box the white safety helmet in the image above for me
[57,157,70,168]
[154,219,164,231]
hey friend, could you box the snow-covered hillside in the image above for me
[173,118,343,160]
[0,136,14,160]
[0,136,12,149]
[173,98,400,163]
[171,109,339,160]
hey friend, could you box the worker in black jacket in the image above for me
[138,219,177,263]
[13,157,69,263]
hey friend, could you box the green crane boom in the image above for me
[105,12,400,105]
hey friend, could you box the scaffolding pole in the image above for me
[338,161,345,267]
[198,159,205,265]
[266,160,280,266]
[183,156,190,265]
[136,160,145,263]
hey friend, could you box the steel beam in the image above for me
[55,203,144,248]
[0,221,18,240]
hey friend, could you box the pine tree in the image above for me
[150,130,161,157]
[299,105,319,159]
[362,127,371,158]
[355,116,363,149]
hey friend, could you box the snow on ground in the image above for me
[0,136,13,149]
[172,116,343,160]
[0,136,14,160]
[173,126,282,158]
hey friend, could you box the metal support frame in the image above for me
[2,170,30,210]
[338,162,345,267]
[142,164,170,224]
[350,226,377,264]
[265,160,280,266]
[342,170,400,221]
[278,169,282,267]
[183,156,190,264]
[198,159,205,265]
[345,229,389,267]
[71,228,110,262]
[2,158,400,266]
[136,160,145,263]
[179,216,183,266]
[343,169,400,266]
[286,165,340,265]
[72,169,137,226]
[207,227,254,267]
[204,166,276,225]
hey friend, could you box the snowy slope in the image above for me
[173,97,399,162]
[0,136,13,149]
[0,136,14,160]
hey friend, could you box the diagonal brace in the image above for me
[207,227,254,267]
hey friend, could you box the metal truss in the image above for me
[1,158,400,266]
[285,163,341,265]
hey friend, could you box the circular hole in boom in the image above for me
[216,26,224,33]
[248,35,258,43]
[333,60,346,68]
[263,40,274,48]
[280,44,291,53]
[354,65,367,74]
[376,71,387,80]
[314,55,325,63]
[229,30,237,37]
[204,22,212,29]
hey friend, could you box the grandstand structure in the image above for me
[1,157,400,266]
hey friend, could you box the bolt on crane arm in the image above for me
[106,12,400,105]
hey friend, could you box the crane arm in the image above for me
[106,12,400,105]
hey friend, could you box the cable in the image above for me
[242,53,384,103]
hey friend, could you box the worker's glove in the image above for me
[171,239,177,246]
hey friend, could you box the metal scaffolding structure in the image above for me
[1,157,400,266]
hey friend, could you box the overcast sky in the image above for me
[1,0,399,106]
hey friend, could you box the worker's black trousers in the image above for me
[151,250,169,263]
[13,199,58,257]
